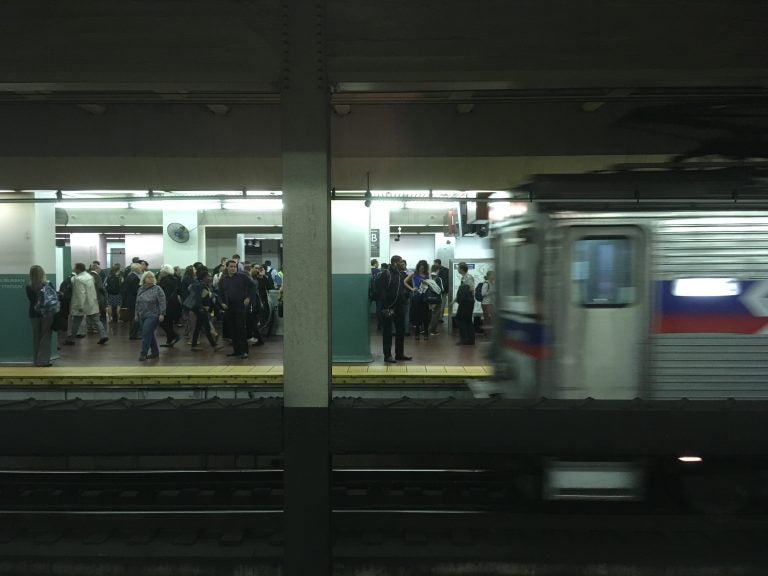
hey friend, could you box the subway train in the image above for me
[488,165,768,507]
[492,165,768,401]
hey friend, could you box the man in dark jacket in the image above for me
[121,263,142,339]
[376,255,411,364]
[219,259,257,359]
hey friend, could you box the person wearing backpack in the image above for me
[26,265,57,366]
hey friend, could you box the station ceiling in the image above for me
[0,1,765,189]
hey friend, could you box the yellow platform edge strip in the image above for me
[0,365,493,387]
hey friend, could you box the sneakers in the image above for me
[395,355,412,361]
[239,354,249,359]
[138,355,147,361]
[384,356,397,364]
[97,337,109,345]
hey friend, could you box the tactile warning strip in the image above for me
[0,365,493,386]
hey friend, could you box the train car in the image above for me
[493,165,768,401]
[490,166,768,505]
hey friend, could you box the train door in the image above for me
[494,222,543,397]
[555,226,647,399]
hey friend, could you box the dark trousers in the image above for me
[30,315,54,366]
[456,302,475,344]
[382,304,405,359]
[160,314,179,344]
[413,297,431,336]
[226,305,249,355]
[192,309,216,347]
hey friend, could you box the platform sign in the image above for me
[370,228,380,257]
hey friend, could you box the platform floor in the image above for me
[0,316,493,386]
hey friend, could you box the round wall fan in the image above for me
[167,222,191,243]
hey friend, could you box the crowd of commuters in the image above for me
[26,254,284,365]
[372,256,494,363]
[26,251,492,367]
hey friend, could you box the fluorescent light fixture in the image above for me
[672,278,741,297]
[678,456,703,463]
[372,190,431,198]
[58,190,146,198]
[55,202,130,210]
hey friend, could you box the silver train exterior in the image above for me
[493,175,768,402]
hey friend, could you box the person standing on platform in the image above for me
[219,259,256,359]
[122,262,142,339]
[88,263,108,328]
[26,265,56,367]
[455,262,476,346]
[376,255,411,364]
[212,256,228,277]
[232,254,244,273]
[104,263,123,325]
[67,262,109,346]
[189,271,223,352]
[404,259,432,340]
[428,263,446,335]
[370,259,382,331]
[157,264,181,347]
[134,271,166,361]
[480,270,494,334]
[433,258,450,326]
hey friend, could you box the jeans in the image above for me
[140,315,160,357]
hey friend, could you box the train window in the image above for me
[499,227,537,313]
[572,237,634,307]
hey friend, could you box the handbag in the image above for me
[182,292,197,311]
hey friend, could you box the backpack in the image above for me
[105,274,121,295]
[35,282,60,316]
[475,281,486,303]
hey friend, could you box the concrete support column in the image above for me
[0,193,55,362]
[162,210,200,268]
[332,202,372,362]
[281,0,331,573]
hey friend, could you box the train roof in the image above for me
[515,163,768,211]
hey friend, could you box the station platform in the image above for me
[0,319,493,388]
